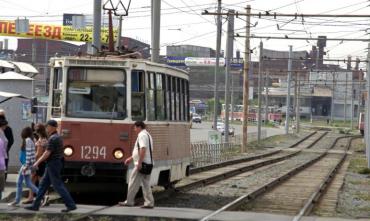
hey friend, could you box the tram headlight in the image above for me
[64,146,74,157]
[113,149,124,160]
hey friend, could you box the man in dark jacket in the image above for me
[0,110,14,180]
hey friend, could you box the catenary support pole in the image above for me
[224,9,234,143]
[151,0,161,62]
[366,42,370,168]
[257,41,263,143]
[285,45,293,134]
[242,5,251,152]
[265,71,269,126]
[213,0,222,130]
[93,0,102,55]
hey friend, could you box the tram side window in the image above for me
[172,77,177,121]
[51,68,63,117]
[147,72,156,121]
[166,76,172,120]
[156,73,166,121]
[176,78,181,121]
[131,70,145,121]
[181,79,186,121]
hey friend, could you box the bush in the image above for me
[358,168,370,175]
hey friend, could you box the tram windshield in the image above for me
[66,68,127,119]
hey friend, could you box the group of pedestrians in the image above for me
[0,112,155,211]
[0,110,76,212]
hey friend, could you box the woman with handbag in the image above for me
[8,127,39,207]
[119,121,154,208]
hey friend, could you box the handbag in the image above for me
[138,134,153,175]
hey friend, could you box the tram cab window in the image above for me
[131,70,145,121]
[66,68,126,120]
[51,68,63,117]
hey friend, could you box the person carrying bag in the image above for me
[119,121,155,209]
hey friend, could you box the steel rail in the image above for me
[199,134,351,221]
[292,136,361,221]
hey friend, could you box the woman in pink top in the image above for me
[0,120,8,199]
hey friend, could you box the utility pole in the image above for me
[285,45,293,134]
[257,41,263,143]
[296,71,300,133]
[344,72,348,126]
[242,5,251,152]
[151,0,161,63]
[93,0,102,55]
[294,71,298,132]
[366,41,370,168]
[224,9,234,143]
[213,0,222,130]
[265,71,269,126]
[231,71,235,123]
[351,80,354,129]
[331,71,335,124]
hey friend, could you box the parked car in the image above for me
[216,122,235,136]
[192,114,202,123]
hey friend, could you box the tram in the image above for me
[47,55,191,193]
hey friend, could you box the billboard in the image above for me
[185,57,225,67]
[0,20,117,43]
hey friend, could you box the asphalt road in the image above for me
[190,121,285,142]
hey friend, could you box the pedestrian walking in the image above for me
[24,124,49,205]
[25,120,76,212]
[0,110,14,180]
[119,121,154,208]
[0,120,8,199]
[8,127,39,206]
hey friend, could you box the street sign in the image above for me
[208,131,221,144]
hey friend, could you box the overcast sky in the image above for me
[0,0,369,68]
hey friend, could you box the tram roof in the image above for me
[50,56,188,76]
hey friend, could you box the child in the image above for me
[0,120,8,199]
[8,127,39,206]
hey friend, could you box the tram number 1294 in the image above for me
[81,146,106,160]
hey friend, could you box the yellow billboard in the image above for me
[0,20,117,43]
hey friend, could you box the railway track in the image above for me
[198,136,358,221]
[68,131,327,221]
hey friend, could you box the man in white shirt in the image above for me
[119,121,154,208]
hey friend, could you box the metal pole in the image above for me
[115,15,123,50]
[294,71,297,132]
[351,78,354,129]
[345,72,348,126]
[231,72,235,123]
[257,41,263,143]
[224,9,234,143]
[296,71,300,133]
[151,0,161,62]
[242,5,251,152]
[285,45,293,134]
[265,71,269,125]
[331,72,335,124]
[213,0,222,130]
[366,42,370,168]
[93,0,102,55]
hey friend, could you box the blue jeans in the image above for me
[15,169,39,204]
[32,159,76,209]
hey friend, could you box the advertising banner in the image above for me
[0,20,117,43]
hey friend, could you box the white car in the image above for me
[216,122,235,136]
[192,114,202,123]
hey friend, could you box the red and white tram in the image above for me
[48,56,191,193]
